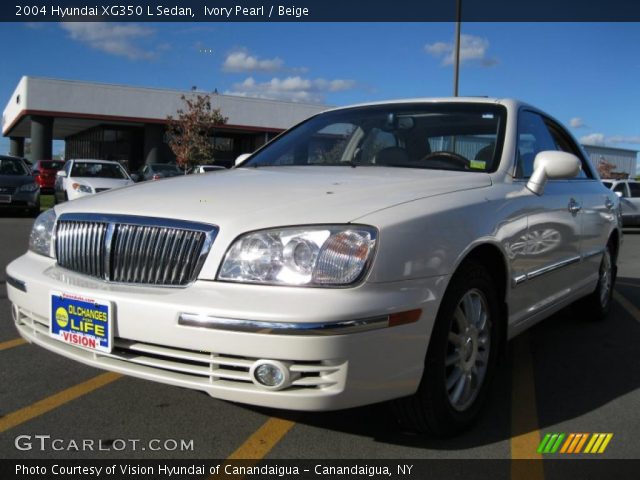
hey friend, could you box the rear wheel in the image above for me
[393,262,501,436]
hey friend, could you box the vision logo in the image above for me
[537,433,613,454]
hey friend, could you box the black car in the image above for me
[0,155,40,216]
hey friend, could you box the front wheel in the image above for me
[576,244,616,321]
[393,262,501,436]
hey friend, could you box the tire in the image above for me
[393,261,501,437]
[576,243,616,321]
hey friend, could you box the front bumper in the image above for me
[6,252,448,410]
[0,190,39,209]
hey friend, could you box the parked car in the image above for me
[32,160,65,194]
[7,98,621,436]
[54,159,134,203]
[0,155,40,216]
[602,179,640,226]
[135,163,184,181]
[188,165,227,174]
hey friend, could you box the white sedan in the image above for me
[7,98,621,436]
[54,159,134,203]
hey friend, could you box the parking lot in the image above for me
[1,214,639,467]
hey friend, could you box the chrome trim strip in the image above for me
[178,313,390,335]
[527,255,581,281]
[6,275,27,292]
[513,255,581,287]
[582,247,605,260]
[104,223,115,281]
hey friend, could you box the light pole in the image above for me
[453,0,462,96]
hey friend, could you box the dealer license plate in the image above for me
[50,292,112,353]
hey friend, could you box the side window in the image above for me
[543,119,590,179]
[64,162,72,175]
[613,183,627,197]
[628,183,640,198]
[515,111,557,178]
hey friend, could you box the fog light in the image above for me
[250,360,292,391]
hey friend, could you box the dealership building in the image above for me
[2,76,326,171]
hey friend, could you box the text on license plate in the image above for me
[50,292,112,353]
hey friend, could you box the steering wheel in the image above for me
[421,151,470,169]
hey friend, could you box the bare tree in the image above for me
[166,93,228,171]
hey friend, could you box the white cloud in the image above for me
[225,76,357,103]
[60,23,159,60]
[579,133,640,146]
[222,50,284,73]
[569,117,587,128]
[425,34,498,67]
[579,133,606,146]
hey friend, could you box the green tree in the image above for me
[166,93,228,171]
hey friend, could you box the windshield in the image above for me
[0,157,30,176]
[40,161,65,170]
[243,103,506,172]
[71,162,129,179]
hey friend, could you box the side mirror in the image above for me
[526,151,581,195]
[56,170,67,178]
[235,153,251,166]
[615,191,623,198]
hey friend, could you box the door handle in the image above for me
[568,198,582,214]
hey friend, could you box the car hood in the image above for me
[71,178,133,189]
[0,175,36,187]
[55,166,491,227]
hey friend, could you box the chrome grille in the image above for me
[55,214,217,286]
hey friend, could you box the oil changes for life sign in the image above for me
[50,292,112,353]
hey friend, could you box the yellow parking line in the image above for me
[210,417,296,479]
[0,338,27,351]
[613,291,640,324]
[226,417,296,460]
[0,372,121,433]
[510,333,545,480]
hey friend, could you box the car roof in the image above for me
[69,159,122,165]
[321,97,528,114]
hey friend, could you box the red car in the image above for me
[32,160,65,193]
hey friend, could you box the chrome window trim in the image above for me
[178,313,391,335]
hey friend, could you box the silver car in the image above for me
[602,179,640,226]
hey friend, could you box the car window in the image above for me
[515,111,558,178]
[42,161,65,170]
[64,162,72,175]
[542,118,590,179]
[0,157,30,176]
[629,183,640,197]
[71,162,128,179]
[613,183,627,196]
[244,104,507,172]
[602,181,612,189]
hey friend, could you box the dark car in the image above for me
[135,163,184,182]
[32,160,65,194]
[0,155,40,216]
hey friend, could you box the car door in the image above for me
[54,161,70,202]
[511,110,583,320]
[543,117,613,282]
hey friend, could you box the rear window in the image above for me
[40,161,64,170]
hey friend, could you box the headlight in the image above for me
[218,226,377,286]
[29,209,57,258]
[19,182,39,192]
[72,183,93,193]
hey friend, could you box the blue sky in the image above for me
[1,22,638,168]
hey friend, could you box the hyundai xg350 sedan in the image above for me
[6,98,621,436]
